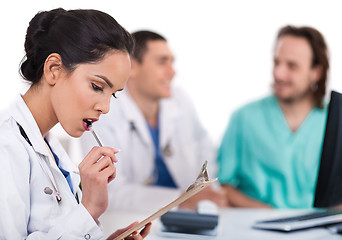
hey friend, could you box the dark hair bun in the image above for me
[20,8,66,84]
[20,8,133,85]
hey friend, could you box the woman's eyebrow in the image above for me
[94,74,113,88]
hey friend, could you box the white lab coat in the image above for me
[79,87,217,212]
[0,96,103,239]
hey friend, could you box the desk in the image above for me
[99,208,342,240]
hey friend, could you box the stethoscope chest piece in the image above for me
[163,144,172,157]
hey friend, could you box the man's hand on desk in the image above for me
[222,184,273,208]
[178,186,229,210]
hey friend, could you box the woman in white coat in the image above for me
[0,8,150,239]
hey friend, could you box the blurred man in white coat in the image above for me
[79,30,228,211]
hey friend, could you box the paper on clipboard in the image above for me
[113,160,217,240]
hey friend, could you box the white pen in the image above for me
[73,122,119,176]
[84,120,103,147]
[89,125,103,147]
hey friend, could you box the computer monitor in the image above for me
[314,91,342,208]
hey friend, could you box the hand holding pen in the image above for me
[79,120,119,221]
[82,121,151,239]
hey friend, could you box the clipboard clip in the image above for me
[186,160,209,192]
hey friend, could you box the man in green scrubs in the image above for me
[218,25,330,208]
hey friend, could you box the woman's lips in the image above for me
[83,118,98,131]
[83,121,90,131]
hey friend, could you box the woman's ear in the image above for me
[43,53,63,86]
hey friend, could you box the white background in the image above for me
[1,0,342,147]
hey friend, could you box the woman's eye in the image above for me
[91,83,103,92]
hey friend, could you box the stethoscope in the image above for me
[38,151,62,203]
[17,123,62,203]
[129,121,173,185]
[129,121,173,157]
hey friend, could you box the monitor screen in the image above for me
[314,91,342,208]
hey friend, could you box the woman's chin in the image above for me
[65,129,84,138]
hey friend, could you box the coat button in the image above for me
[84,234,91,239]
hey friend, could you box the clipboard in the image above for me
[113,160,217,240]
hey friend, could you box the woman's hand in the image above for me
[107,222,152,240]
[79,146,119,221]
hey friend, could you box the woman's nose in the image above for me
[95,97,110,114]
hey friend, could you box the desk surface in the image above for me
[99,208,342,240]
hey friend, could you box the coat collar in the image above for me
[10,95,80,191]
[11,95,52,157]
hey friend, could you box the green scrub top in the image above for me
[217,95,327,208]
